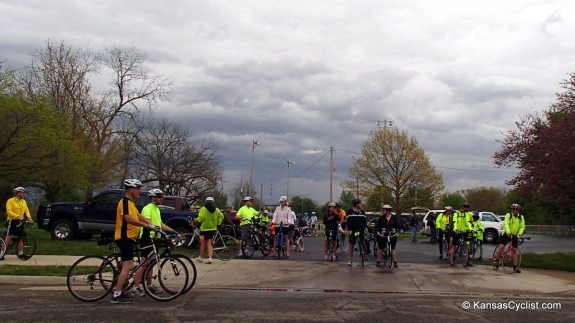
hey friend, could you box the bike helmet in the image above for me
[511,203,521,210]
[243,196,253,202]
[459,202,470,208]
[124,178,143,188]
[205,196,215,203]
[328,202,336,207]
[279,196,287,202]
[352,198,362,206]
[444,206,453,211]
[12,187,26,193]
[335,202,342,208]
[148,188,164,197]
[381,204,392,210]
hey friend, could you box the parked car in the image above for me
[36,189,194,240]
[420,210,504,243]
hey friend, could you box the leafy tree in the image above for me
[439,192,466,210]
[289,195,317,216]
[342,127,445,215]
[494,73,575,223]
[463,187,506,214]
[337,190,355,212]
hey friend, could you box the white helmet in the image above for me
[279,196,287,202]
[381,204,392,210]
[206,197,215,203]
[148,188,164,197]
[243,196,253,202]
[12,187,26,193]
[124,179,143,188]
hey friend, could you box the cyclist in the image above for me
[435,206,453,260]
[236,196,260,257]
[375,204,400,267]
[346,198,368,266]
[471,213,485,260]
[132,188,179,296]
[271,196,291,257]
[2,187,34,261]
[310,211,318,236]
[450,202,472,266]
[323,202,340,262]
[193,197,224,264]
[493,203,526,273]
[112,179,158,304]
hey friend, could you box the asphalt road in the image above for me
[244,232,575,263]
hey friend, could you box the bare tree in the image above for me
[132,118,223,199]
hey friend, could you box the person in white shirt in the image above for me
[272,196,292,257]
[310,212,318,236]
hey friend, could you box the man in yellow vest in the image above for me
[2,187,34,260]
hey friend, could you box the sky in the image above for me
[2,0,574,205]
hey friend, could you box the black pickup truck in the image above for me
[36,189,195,240]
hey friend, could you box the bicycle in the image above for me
[450,231,470,267]
[337,227,348,253]
[468,231,483,261]
[275,222,288,259]
[241,222,272,258]
[492,235,529,274]
[0,220,37,260]
[159,233,198,294]
[351,230,366,267]
[177,226,239,260]
[376,229,397,269]
[438,229,449,261]
[293,226,306,252]
[67,232,189,302]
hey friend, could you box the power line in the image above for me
[271,150,329,191]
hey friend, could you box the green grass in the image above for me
[521,252,575,272]
[0,265,70,276]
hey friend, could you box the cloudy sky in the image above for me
[2,0,574,205]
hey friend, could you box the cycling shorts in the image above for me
[376,234,397,250]
[6,219,24,237]
[498,234,519,248]
[324,228,338,240]
[115,238,136,261]
[348,229,365,244]
[200,230,216,240]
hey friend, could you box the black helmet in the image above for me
[335,202,342,208]
[459,202,470,208]
[352,198,361,206]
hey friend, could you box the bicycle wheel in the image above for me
[180,233,200,258]
[359,243,365,267]
[214,235,239,261]
[339,234,348,252]
[143,256,188,301]
[241,235,255,258]
[260,234,271,256]
[19,232,37,260]
[67,255,116,302]
[502,248,522,274]
[385,244,392,269]
[469,241,482,260]
[443,240,449,261]
[296,236,304,252]
[457,243,469,266]
[0,237,6,258]
[163,254,197,294]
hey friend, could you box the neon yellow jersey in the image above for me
[115,197,141,241]
[472,221,484,240]
[140,203,162,238]
[453,211,472,232]
[237,205,258,226]
[5,197,31,220]
[196,206,224,231]
[504,213,525,235]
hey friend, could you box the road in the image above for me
[245,233,575,263]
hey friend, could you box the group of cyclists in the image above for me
[434,202,526,271]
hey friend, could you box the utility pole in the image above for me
[286,160,295,199]
[329,145,334,202]
[249,140,259,196]
[376,120,394,129]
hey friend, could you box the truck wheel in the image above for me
[50,219,76,240]
[484,229,498,244]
